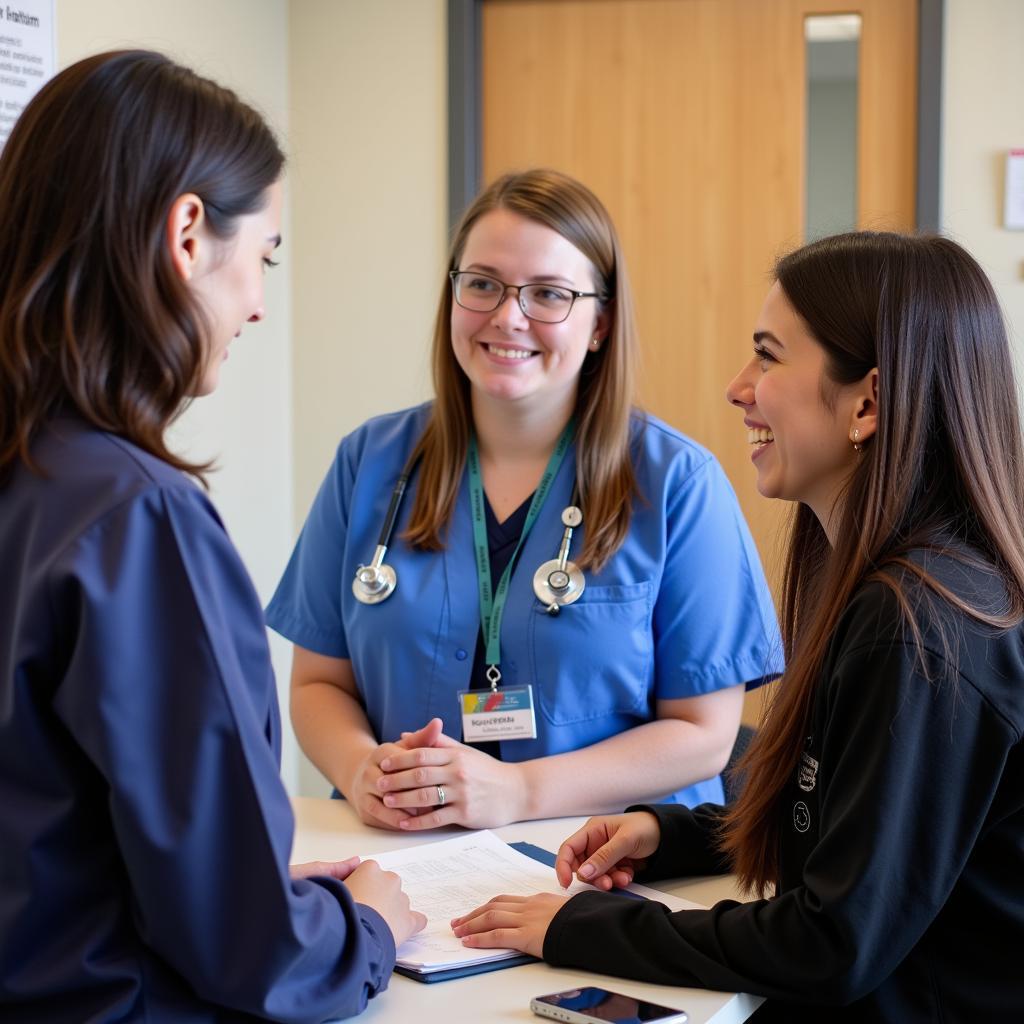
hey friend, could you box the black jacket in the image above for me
[543,554,1024,1022]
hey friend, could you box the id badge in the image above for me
[458,685,537,742]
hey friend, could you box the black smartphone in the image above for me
[530,986,688,1024]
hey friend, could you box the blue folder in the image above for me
[508,840,560,868]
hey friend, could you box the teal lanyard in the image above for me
[467,420,575,689]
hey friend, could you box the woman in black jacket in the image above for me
[452,232,1024,1023]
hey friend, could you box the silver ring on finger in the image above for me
[436,784,446,806]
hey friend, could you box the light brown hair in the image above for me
[0,50,284,483]
[403,169,640,570]
[721,232,1024,893]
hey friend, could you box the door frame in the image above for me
[446,0,945,233]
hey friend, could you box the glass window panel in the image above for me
[805,14,861,240]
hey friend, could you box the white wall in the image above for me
[942,0,1024,360]
[56,1,301,789]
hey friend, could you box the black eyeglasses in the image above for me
[449,270,604,324]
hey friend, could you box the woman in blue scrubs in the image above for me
[268,170,782,832]
[0,51,422,1022]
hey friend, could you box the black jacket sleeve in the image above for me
[544,585,1017,1005]
[625,802,732,880]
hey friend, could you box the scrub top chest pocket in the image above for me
[529,579,654,726]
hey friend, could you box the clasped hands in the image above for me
[450,810,662,957]
[350,717,528,831]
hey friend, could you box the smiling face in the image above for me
[726,282,875,533]
[450,208,607,420]
[189,180,283,395]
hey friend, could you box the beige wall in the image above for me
[942,0,1024,358]
[288,0,446,524]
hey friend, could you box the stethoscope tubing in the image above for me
[352,447,584,612]
[351,450,420,604]
[376,453,418,549]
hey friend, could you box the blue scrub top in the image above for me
[0,418,394,1022]
[268,404,782,806]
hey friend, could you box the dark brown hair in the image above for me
[0,49,285,481]
[722,232,1024,893]
[403,168,640,570]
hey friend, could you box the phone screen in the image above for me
[534,986,685,1023]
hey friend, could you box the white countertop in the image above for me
[292,797,762,1024]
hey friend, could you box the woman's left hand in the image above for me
[375,719,528,830]
[450,893,569,958]
[289,856,361,882]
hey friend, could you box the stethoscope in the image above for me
[351,451,417,605]
[352,454,586,614]
[531,501,585,614]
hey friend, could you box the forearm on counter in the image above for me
[518,715,734,820]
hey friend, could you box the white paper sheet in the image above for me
[362,830,702,974]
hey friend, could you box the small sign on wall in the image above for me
[0,1,56,152]
[1006,150,1024,231]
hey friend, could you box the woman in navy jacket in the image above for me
[453,232,1024,1022]
[0,50,423,1022]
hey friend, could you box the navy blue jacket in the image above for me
[0,418,394,1022]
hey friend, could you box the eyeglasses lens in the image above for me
[452,273,573,324]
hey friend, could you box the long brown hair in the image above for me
[721,232,1024,893]
[0,50,284,483]
[403,169,640,571]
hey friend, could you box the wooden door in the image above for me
[482,0,917,719]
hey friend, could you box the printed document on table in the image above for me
[362,830,702,974]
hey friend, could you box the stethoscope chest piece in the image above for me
[532,504,585,614]
[353,548,397,605]
[533,558,585,612]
